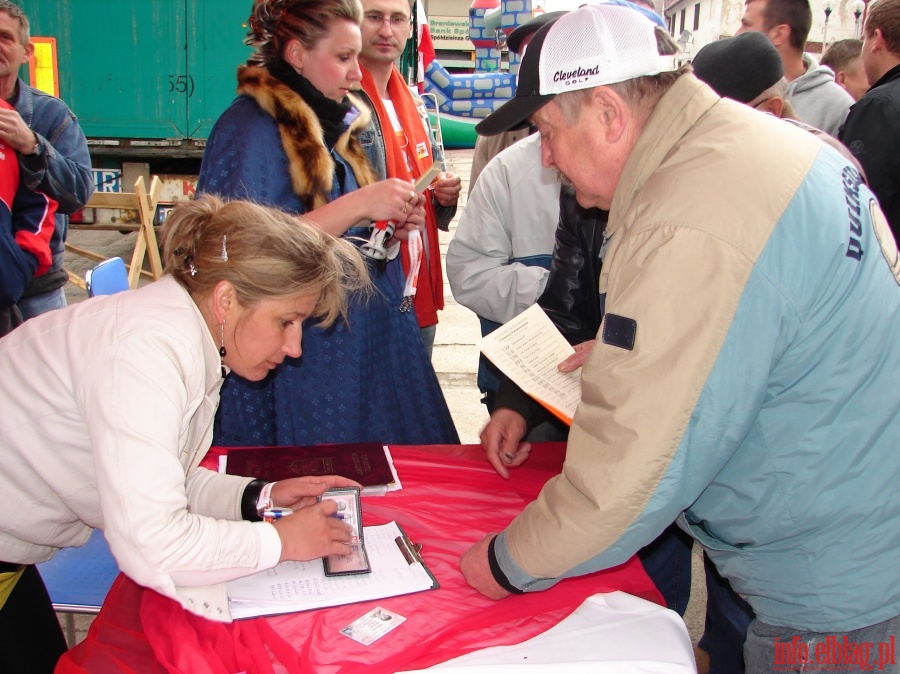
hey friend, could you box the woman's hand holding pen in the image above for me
[272,498,354,562]
[269,475,361,561]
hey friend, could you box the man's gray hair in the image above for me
[748,77,790,107]
[0,2,29,45]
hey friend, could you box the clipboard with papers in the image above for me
[227,521,437,619]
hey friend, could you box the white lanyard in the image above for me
[399,229,423,313]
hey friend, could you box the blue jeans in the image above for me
[744,614,900,673]
[19,288,66,320]
[637,522,694,616]
[700,551,756,673]
[420,324,436,359]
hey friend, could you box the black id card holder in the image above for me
[318,487,372,576]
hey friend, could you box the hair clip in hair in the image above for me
[221,235,229,262]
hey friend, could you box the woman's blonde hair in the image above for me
[246,0,363,66]
[161,195,370,327]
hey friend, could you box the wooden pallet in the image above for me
[65,176,163,289]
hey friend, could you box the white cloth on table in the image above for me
[405,591,696,673]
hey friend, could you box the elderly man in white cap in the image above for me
[460,5,900,672]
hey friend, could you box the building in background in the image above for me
[663,0,867,64]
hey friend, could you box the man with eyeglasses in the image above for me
[355,0,462,358]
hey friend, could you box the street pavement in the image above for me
[61,148,706,659]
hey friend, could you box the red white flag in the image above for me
[416,0,436,91]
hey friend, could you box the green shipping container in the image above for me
[19,0,253,159]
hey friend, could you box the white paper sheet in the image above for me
[227,521,434,619]
[479,303,581,423]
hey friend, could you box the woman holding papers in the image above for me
[197,0,458,448]
[0,197,365,670]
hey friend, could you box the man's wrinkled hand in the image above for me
[480,408,529,479]
[558,339,595,373]
[460,534,512,600]
[0,109,37,154]
[432,172,461,207]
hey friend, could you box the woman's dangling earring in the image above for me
[220,322,227,379]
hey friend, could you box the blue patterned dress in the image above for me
[197,93,458,447]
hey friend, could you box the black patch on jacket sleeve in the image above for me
[602,314,637,351]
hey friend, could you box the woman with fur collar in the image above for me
[197,0,458,447]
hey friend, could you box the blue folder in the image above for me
[36,529,118,613]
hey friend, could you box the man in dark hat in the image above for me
[692,31,864,174]
[460,5,900,672]
[691,31,785,104]
[734,0,853,137]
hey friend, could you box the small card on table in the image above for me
[340,606,407,645]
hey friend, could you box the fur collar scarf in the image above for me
[237,65,377,211]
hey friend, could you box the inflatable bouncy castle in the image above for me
[416,0,538,148]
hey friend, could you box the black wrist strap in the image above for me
[488,536,524,594]
[241,479,268,521]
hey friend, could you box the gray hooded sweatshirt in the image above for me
[787,54,854,137]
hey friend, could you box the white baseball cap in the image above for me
[476,2,671,135]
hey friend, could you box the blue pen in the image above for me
[262,507,293,522]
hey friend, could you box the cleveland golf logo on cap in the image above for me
[553,65,601,86]
[475,2,669,136]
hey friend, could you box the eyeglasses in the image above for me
[363,12,411,28]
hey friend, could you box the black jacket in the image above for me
[495,186,609,428]
[839,63,900,239]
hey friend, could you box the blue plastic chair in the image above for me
[36,529,119,647]
[85,257,130,297]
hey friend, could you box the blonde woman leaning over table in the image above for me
[0,196,368,673]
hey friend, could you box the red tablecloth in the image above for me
[58,445,662,674]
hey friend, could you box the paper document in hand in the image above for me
[227,521,436,619]
[414,161,444,194]
[479,303,581,424]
